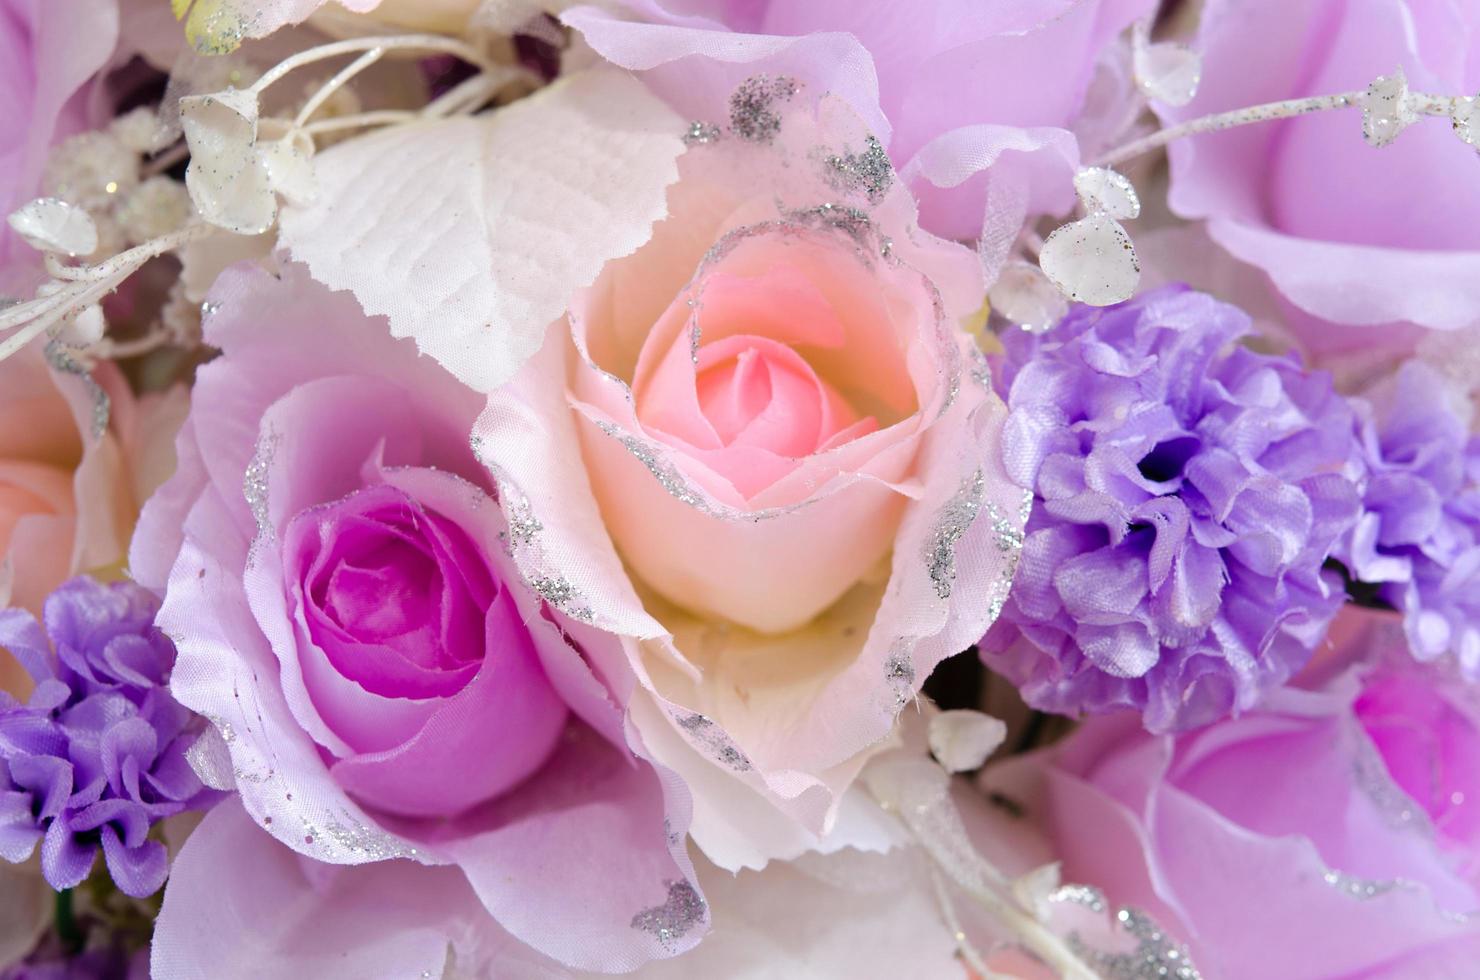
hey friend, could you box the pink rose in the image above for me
[475,83,1027,868]
[1159,0,1480,361]
[1005,607,1480,978]
[563,0,1150,240]
[136,264,704,972]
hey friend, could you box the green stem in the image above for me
[55,888,81,954]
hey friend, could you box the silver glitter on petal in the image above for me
[243,429,280,532]
[201,300,222,320]
[683,121,722,145]
[1352,736,1427,834]
[982,492,1032,623]
[675,712,753,771]
[729,75,799,144]
[783,203,878,254]
[592,419,708,511]
[528,574,595,623]
[1322,869,1399,901]
[316,818,419,861]
[884,644,917,710]
[1060,901,1203,980]
[44,341,111,440]
[968,345,994,390]
[1050,883,1108,914]
[632,880,707,949]
[926,471,986,601]
[823,135,893,204]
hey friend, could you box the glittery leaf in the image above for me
[1038,212,1140,306]
[279,69,685,393]
[6,198,98,257]
[1073,167,1140,220]
[172,0,380,55]
[1133,40,1202,106]
[988,260,1068,333]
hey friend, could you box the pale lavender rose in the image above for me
[133,263,704,973]
[1159,0,1480,361]
[1340,362,1480,675]
[991,615,1480,979]
[0,0,121,288]
[980,286,1363,732]
[562,0,1151,240]
[153,792,975,979]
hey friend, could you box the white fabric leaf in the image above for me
[7,198,98,256]
[1039,212,1140,306]
[279,69,685,393]
[1073,166,1140,220]
[989,260,1069,333]
[928,709,1007,774]
[1133,40,1202,106]
[180,89,277,235]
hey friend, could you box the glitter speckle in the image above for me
[44,341,110,439]
[631,880,707,949]
[1322,869,1399,900]
[1060,898,1203,980]
[528,574,594,622]
[729,75,799,143]
[683,120,722,145]
[883,644,917,709]
[926,471,986,600]
[243,430,280,532]
[675,712,753,771]
[823,135,893,204]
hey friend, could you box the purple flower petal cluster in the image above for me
[0,578,210,897]
[1,938,148,980]
[1340,362,1480,674]
[980,286,1363,732]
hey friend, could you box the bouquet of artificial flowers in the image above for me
[3,0,1479,976]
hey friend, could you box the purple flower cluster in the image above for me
[1340,362,1480,674]
[980,286,1362,732]
[1,938,148,980]
[0,578,210,898]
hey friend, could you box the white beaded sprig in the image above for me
[0,32,534,367]
[1021,66,1480,315]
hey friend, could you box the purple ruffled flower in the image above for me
[1340,362,1480,674]
[0,578,210,897]
[980,285,1363,732]
[1,942,148,980]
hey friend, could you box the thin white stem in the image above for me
[142,142,190,178]
[295,47,385,127]
[251,35,494,96]
[44,253,90,282]
[929,868,998,979]
[0,224,213,362]
[0,310,60,360]
[1095,91,1361,168]
[424,73,498,118]
[302,110,419,137]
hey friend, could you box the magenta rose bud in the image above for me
[283,483,567,817]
